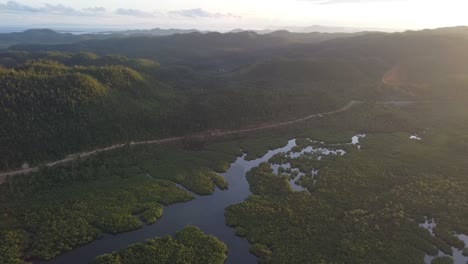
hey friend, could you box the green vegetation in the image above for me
[0,139,242,261]
[2,92,467,264]
[250,243,273,262]
[0,230,27,264]
[210,171,230,190]
[431,256,454,264]
[0,58,177,170]
[138,145,235,195]
[4,26,468,170]
[2,26,468,264]
[239,137,290,161]
[140,203,164,224]
[0,51,160,69]
[92,226,227,264]
[226,102,468,264]
[0,51,348,170]
[0,29,119,49]
[6,174,191,260]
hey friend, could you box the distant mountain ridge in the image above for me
[2,25,468,170]
[0,25,391,50]
[8,30,363,72]
[0,28,118,49]
[99,28,205,36]
[230,25,398,34]
[0,28,206,49]
[3,26,468,73]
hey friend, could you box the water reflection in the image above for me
[39,140,297,264]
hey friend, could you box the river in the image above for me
[38,140,298,264]
[38,134,465,264]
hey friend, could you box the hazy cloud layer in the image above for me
[114,8,155,17]
[169,8,240,19]
[0,1,240,20]
[0,1,105,15]
[0,1,41,12]
[83,7,106,13]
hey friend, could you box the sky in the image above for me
[0,0,467,31]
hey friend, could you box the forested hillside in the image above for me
[0,28,356,51]
[10,30,359,72]
[0,52,339,170]
[0,58,180,169]
[2,27,468,170]
[2,26,468,264]
[0,29,123,50]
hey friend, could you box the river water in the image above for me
[39,140,298,264]
[39,135,466,264]
[421,218,468,264]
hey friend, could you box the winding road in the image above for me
[0,100,420,184]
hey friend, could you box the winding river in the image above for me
[39,140,298,264]
[38,134,467,264]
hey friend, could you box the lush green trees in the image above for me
[431,256,454,264]
[0,230,27,264]
[140,203,164,224]
[0,53,346,170]
[7,32,466,171]
[2,26,468,264]
[92,226,227,264]
[0,59,146,169]
[2,26,468,171]
[8,173,193,260]
[0,139,239,261]
[226,102,468,264]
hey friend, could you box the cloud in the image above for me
[115,8,155,17]
[0,1,41,12]
[0,2,240,20]
[0,1,106,15]
[169,8,240,19]
[43,4,79,15]
[83,7,106,13]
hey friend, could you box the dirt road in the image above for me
[0,100,418,182]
